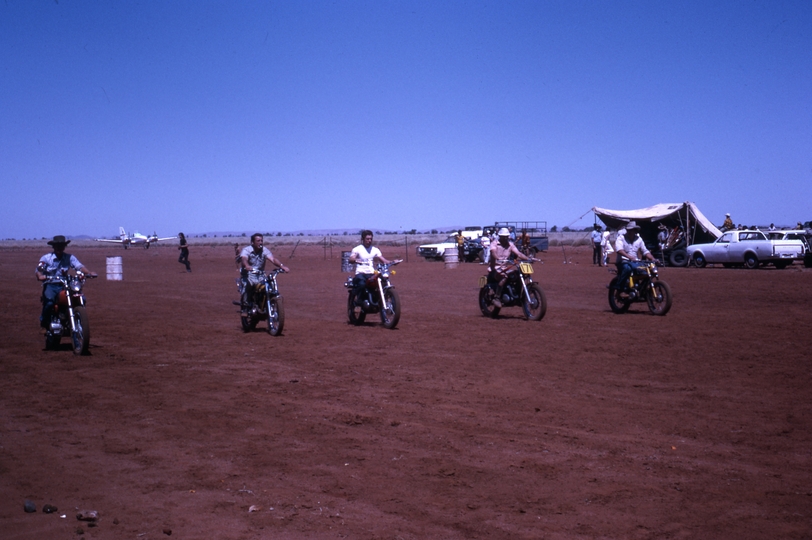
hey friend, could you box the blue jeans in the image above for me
[40,282,63,327]
[616,261,644,290]
[353,274,373,304]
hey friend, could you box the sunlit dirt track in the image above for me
[2,243,811,539]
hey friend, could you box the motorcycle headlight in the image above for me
[381,271,389,278]
[70,281,82,292]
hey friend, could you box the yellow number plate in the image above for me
[478,276,487,288]
[519,262,534,274]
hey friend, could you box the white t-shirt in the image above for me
[351,244,382,274]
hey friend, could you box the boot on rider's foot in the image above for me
[492,287,503,308]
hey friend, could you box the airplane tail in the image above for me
[119,227,127,240]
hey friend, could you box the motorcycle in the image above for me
[40,269,96,354]
[237,269,286,335]
[345,260,402,329]
[479,259,547,320]
[607,260,672,315]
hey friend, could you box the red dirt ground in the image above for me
[1,243,811,539]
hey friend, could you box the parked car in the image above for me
[766,230,810,253]
[768,229,812,268]
[687,229,806,269]
[417,229,483,262]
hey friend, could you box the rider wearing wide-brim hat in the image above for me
[35,236,96,328]
[614,221,656,291]
[488,227,531,308]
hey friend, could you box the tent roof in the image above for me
[592,202,722,242]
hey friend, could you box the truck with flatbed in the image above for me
[492,221,549,255]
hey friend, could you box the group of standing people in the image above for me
[591,224,615,267]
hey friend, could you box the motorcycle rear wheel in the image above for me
[608,277,631,314]
[479,285,500,318]
[646,280,672,316]
[347,293,366,325]
[522,283,547,321]
[380,288,401,329]
[71,306,90,355]
[266,296,285,336]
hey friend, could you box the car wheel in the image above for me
[743,253,759,269]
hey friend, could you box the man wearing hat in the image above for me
[488,227,532,308]
[722,213,734,231]
[614,222,656,292]
[35,236,96,328]
[590,224,603,266]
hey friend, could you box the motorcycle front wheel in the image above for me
[608,277,631,314]
[646,280,672,316]
[266,296,285,336]
[380,288,401,329]
[478,285,500,318]
[45,316,61,350]
[347,293,366,325]
[241,301,258,332]
[522,283,547,321]
[71,306,90,355]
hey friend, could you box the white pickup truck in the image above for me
[687,229,806,269]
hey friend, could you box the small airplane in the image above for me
[95,227,177,249]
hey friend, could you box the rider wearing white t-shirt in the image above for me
[349,230,393,305]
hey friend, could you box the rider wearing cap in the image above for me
[488,227,531,308]
[614,221,656,291]
[35,235,97,328]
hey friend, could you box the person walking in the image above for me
[480,232,491,265]
[177,232,191,272]
[601,229,614,266]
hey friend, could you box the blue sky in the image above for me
[2,0,810,239]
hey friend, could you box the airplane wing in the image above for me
[154,236,177,241]
[94,238,125,244]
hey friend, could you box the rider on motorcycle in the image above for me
[614,221,656,291]
[239,233,289,315]
[35,235,97,328]
[348,230,396,306]
[488,227,531,308]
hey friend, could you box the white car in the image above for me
[417,229,482,261]
[766,230,810,253]
[687,229,805,269]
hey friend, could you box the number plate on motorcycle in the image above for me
[478,276,487,288]
[519,262,534,274]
